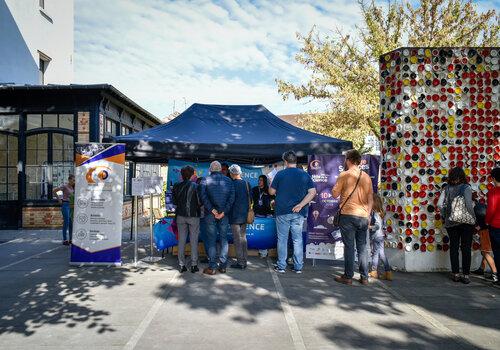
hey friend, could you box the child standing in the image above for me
[369,194,392,280]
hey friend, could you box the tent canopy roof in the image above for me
[114,103,353,164]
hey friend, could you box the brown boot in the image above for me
[218,267,227,274]
[203,268,216,275]
[334,274,352,285]
[369,271,379,279]
[358,277,369,285]
[384,271,393,281]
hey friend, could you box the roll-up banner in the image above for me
[306,155,380,260]
[71,143,125,265]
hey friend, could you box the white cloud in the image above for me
[74,0,363,118]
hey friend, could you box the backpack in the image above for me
[446,185,476,225]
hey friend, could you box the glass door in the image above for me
[0,115,20,229]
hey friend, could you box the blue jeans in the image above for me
[205,215,229,269]
[371,235,391,272]
[276,213,304,271]
[61,202,72,241]
[339,214,369,279]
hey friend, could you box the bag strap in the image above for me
[339,170,363,215]
[245,181,252,209]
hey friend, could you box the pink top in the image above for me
[57,184,74,201]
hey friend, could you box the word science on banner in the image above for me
[306,154,380,261]
[71,143,125,266]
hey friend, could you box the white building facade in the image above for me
[0,0,73,85]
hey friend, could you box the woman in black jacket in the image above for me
[172,166,201,273]
[252,175,274,258]
[439,167,476,284]
[252,175,274,216]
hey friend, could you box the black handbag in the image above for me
[333,170,362,227]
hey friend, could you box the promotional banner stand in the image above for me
[70,143,125,266]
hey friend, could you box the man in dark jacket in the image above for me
[200,161,235,274]
[229,164,250,269]
[172,166,201,273]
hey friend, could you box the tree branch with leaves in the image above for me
[277,0,499,149]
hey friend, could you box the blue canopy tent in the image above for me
[113,104,352,164]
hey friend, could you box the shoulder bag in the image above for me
[333,170,362,227]
[245,181,255,224]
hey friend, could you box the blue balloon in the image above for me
[153,218,178,250]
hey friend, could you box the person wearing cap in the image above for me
[269,151,316,274]
[199,161,235,275]
[332,150,374,285]
[440,167,476,284]
[486,167,500,285]
[228,164,251,269]
[172,166,201,273]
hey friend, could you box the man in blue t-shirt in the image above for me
[269,151,316,273]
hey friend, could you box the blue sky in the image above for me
[74,0,499,119]
[74,0,362,118]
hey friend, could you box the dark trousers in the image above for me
[489,227,500,277]
[339,214,369,279]
[447,224,474,275]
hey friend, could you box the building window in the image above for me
[0,115,19,201]
[38,51,51,85]
[27,114,74,130]
[25,114,74,201]
[39,58,47,85]
[26,134,49,200]
[0,115,20,132]
[105,118,118,136]
[52,133,74,189]
[121,125,131,135]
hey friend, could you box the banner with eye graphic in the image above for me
[71,143,125,265]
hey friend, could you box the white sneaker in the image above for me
[273,266,285,274]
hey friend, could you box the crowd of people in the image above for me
[55,149,500,286]
[172,150,316,275]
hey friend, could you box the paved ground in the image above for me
[0,230,499,350]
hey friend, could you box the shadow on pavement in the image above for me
[318,321,486,350]
[0,243,147,337]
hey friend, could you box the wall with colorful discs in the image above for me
[379,47,500,271]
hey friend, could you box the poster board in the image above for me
[306,155,380,260]
[70,143,125,265]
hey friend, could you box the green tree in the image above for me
[277,0,499,148]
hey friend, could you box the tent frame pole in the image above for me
[129,162,136,241]
[149,193,154,260]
